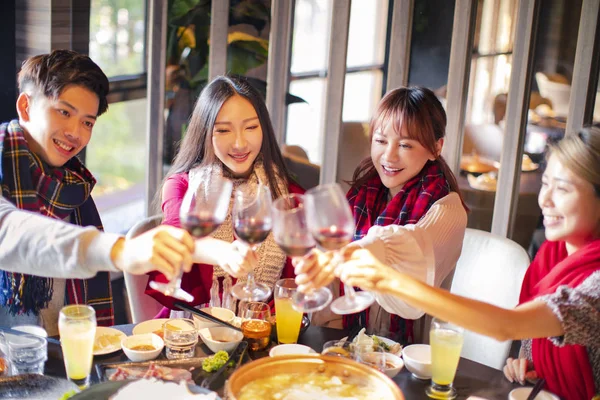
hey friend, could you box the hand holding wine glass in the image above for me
[230,184,273,301]
[272,194,332,312]
[149,176,233,302]
[304,183,375,315]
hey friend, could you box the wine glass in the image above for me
[304,183,375,315]
[149,176,233,302]
[272,194,332,313]
[230,184,273,301]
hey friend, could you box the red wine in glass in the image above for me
[181,215,221,238]
[234,218,271,246]
[314,227,351,251]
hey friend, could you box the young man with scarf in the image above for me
[0,50,195,334]
[317,128,600,400]
[296,87,468,344]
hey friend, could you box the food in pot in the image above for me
[237,372,386,400]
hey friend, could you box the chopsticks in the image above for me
[174,302,243,332]
[526,378,546,400]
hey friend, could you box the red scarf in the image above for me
[519,239,600,400]
[342,161,450,342]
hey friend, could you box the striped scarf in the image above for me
[0,120,114,326]
[342,160,450,343]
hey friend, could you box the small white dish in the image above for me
[402,344,432,380]
[381,352,404,378]
[269,344,316,357]
[12,325,48,338]
[132,319,169,337]
[198,327,243,354]
[509,387,559,400]
[121,333,164,362]
[93,327,127,356]
[193,307,235,330]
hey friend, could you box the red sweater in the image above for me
[145,172,304,310]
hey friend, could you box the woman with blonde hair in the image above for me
[308,127,600,400]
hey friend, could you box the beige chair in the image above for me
[449,228,530,370]
[336,122,370,191]
[124,215,165,323]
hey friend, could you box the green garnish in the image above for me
[59,389,78,400]
[373,336,391,352]
[202,350,230,372]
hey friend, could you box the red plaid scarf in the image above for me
[519,239,599,399]
[0,120,114,326]
[342,160,450,343]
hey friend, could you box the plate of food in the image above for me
[132,319,169,339]
[350,328,403,356]
[94,327,127,356]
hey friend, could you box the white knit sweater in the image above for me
[313,192,467,332]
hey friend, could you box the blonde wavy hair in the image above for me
[550,126,600,196]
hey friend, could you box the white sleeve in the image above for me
[352,192,467,319]
[0,196,121,279]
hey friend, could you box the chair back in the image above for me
[124,215,165,323]
[450,228,530,370]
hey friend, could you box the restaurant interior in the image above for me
[0,0,599,399]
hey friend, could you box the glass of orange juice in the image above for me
[426,318,464,399]
[58,305,96,389]
[274,278,303,344]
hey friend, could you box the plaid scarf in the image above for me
[342,160,450,343]
[0,120,114,326]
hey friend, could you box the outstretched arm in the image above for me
[340,249,563,342]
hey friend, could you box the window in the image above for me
[87,0,148,233]
[286,0,389,163]
[89,0,146,77]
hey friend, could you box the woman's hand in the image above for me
[193,238,258,278]
[503,357,537,385]
[112,225,195,280]
[294,248,336,292]
[338,248,399,294]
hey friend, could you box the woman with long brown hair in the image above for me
[297,86,467,343]
[146,76,303,313]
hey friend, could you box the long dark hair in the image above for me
[351,86,464,205]
[165,75,292,199]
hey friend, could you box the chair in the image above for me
[336,122,370,191]
[449,228,530,370]
[124,215,165,323]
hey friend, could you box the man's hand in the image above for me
[111,225,194,279]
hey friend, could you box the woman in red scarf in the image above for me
[320,128,600,399]
[297,87,468,343]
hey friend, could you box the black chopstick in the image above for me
[526,378,546,400]
[174,301,243,332]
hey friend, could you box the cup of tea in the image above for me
[241,302,271,351]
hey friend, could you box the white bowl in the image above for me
[198,327,243,354]
[509,387,560,400]
[357,351,404,379]
[193,307,236,330]
[269,344,316,357]
[382,353,404,378]
[121,333,164,362]
[402,344,432,379]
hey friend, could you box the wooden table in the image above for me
[45,325,518,400]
